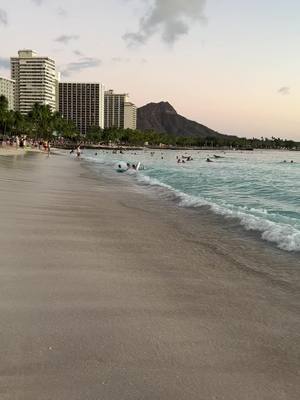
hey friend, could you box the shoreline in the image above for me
[0,147,28,156]
[0,152,299,399]
[54,144,300,151]
[81,151,300,254]
[82,157,300,265]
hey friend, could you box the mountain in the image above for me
[137,101,229,139]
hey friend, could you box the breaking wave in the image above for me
[136,174,300,252]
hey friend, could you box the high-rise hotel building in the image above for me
[59,83,105,134]
[104,90,137,130]
[11,50,57,114]
[0,76,15,110]
[124,102,137,131]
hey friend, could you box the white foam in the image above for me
[137,173,300,252]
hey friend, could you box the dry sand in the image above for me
[0,152,299,400]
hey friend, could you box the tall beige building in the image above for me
[104,90,137,130]
[11,50,57,114]
[124,102,137,130]
[0,76,15,110]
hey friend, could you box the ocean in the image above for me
[82,149,300,253]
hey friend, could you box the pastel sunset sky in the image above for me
[0,0,299,140]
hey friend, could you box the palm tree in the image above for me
[28,103,53,139]
[0,95,9,135]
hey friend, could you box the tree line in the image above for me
[0,95,76,141]
[85,127,299,150]
[0,95,298,150]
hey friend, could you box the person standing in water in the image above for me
[76,145,81,158]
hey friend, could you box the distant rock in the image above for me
[137,101,229,138]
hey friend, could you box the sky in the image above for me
[0,0,299,140]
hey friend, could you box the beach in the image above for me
[0,147,27,156]
[0,152,299,399]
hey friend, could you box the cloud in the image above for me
[57,7,68,17]
[0,57,10,69]
[62,57,102,76]
[278,86,290,96]
[123,0,206,46]
[55,34,79,45]
[0,8,8,26]
[73,50,84,56]
[111,57,130,63]
[32,0,45,5]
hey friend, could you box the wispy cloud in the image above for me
[278,86,290,96]
[123,0,207,47]
[73,50,84,56]
[62,57,102,77]
[57,7,68,17]
[55,34,80,45]
[32,0,45,5]
[111,57,130,63]
[0,57,9,69]
[0,8,8,26]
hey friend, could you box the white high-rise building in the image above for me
[0,76,15,110]
[11,50,57,114]
[124,102,137,130]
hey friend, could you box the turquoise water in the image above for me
[83,149,300,252]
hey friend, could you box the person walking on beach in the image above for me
[76,145,81,158]
[47,142,51,157]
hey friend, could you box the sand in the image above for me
[0,146,42,156]
[0,147,26,156]
[0,152,299,400]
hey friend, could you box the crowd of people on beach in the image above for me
[0,135,52,154]
[0,135,28,148]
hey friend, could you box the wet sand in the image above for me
[0,147,27,156]
[0,152,299,400]
[0,147,41,156]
